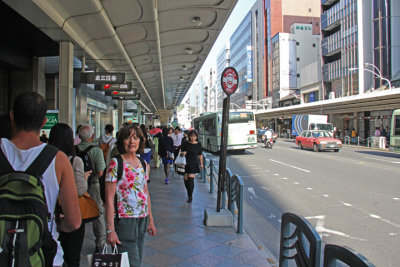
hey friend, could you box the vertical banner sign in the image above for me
[247,46,252,82]
[217,67,238,212]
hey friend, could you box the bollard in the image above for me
[209,160,214,194]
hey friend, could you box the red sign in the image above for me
[221,67,238,95]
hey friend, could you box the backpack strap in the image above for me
[83,145,95,154]
[0,147,14,176]
[137,156,147,173]
[115,155,123,182]
[107,137,114,145]
[25,145,59,177]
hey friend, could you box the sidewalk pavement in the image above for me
[80,161,278,267]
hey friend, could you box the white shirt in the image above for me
[1,138,63,266]
[264,130,273,139]
[171,133,184,147]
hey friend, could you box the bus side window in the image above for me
[395,116,400,135]
[309,123,315,130]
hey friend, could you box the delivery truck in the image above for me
[292,115,334,136]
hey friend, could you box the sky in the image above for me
[183,0,257,102]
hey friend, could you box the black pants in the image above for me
[59,223,85,267]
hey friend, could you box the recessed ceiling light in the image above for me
[185,48,193,55]
[182,65,187,70]
[192,17,202,26]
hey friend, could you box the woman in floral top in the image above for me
[105,125,156,267]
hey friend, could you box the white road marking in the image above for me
[364,156,400,164]
[393,198,400,201]
[269,159,311,173]
[370,214,380,219]
[240,176,250,178]
[306,215,366,241]
[323,194,329,198]
[248,187,257,199]
[342,202,353,207]
[248,164,257,167]
[251,174,261,177]
[261,186,270,191]
[268,214,276,219]
[273,173,279,176]
[307,188,312,190]
[294,182,299,185]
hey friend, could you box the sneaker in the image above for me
[187,197,192,203]
[165,179,169,184]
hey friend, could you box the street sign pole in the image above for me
[217,96,230,212]
[217,67,238,212]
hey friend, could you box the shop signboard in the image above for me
[112,93,141,100]
[42,111,58,130]
[84,72,125,84]
[95,82,132,91]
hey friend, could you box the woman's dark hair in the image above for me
[0,114,12,139]
[48,123,75,156]
[116,125,145,154]
[162,127,169,137]
[188,130,198,138]
[13,92,47,132]
[105,124,114,134]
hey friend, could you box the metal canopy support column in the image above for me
[118,100,124,129]
[59,41,74,126]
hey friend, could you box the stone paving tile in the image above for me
[163,244,203,259]
[201,231,237,243]
[182,226,214,237]
[215,260,256,267]
[168,260,204,267]
[145,237,180,251]
[142,252,181,267]
[224,235,260,250]
[187,251,228,267]
[142,245,159,257]
[163,231,199,244]
[233,250,273,267]
[152,226,178,237]
[185,237,220,251]
[208,244,245,258]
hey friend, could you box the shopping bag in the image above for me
[167,151,174,160]
[87,246,129,267]
[174,153,186,167]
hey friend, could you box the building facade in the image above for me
[216,43,230,110]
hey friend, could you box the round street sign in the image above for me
[221,67,238,95]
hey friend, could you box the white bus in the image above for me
[193,110,257,153]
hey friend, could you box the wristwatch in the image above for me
[106,229,115,234]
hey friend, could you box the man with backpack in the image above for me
[76,125,106,253]
[98,124,116,165]
[0,92,81,266]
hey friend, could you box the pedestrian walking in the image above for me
[153,132,162,168]
[0,92,81,266]
[158,127,174,184]
[180,130,204,203]
[76,125,106,253]
[105,124,156,267]
[49,123,91,267]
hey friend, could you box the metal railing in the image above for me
[280,212,375,267]
[202,152,244,233]
[342,136,387,149]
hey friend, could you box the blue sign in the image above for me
[247,46,252,82]
[309,92,315,102]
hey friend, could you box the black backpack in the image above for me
[75,145,96,184]
[0,145,59,267]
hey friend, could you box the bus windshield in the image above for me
[229,112,254,124]
[315,123,333,132]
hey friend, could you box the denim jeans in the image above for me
[115,217,149,267]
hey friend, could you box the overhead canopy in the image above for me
[4,0,238,112]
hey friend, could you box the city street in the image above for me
[204,141,400,266]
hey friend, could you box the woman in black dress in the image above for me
[180,130,204,203]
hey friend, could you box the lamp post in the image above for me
[349,64,392,90]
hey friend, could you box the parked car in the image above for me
[257,128,278,143]
[295,130,342,152]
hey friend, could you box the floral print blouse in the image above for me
[106,157,149,218]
